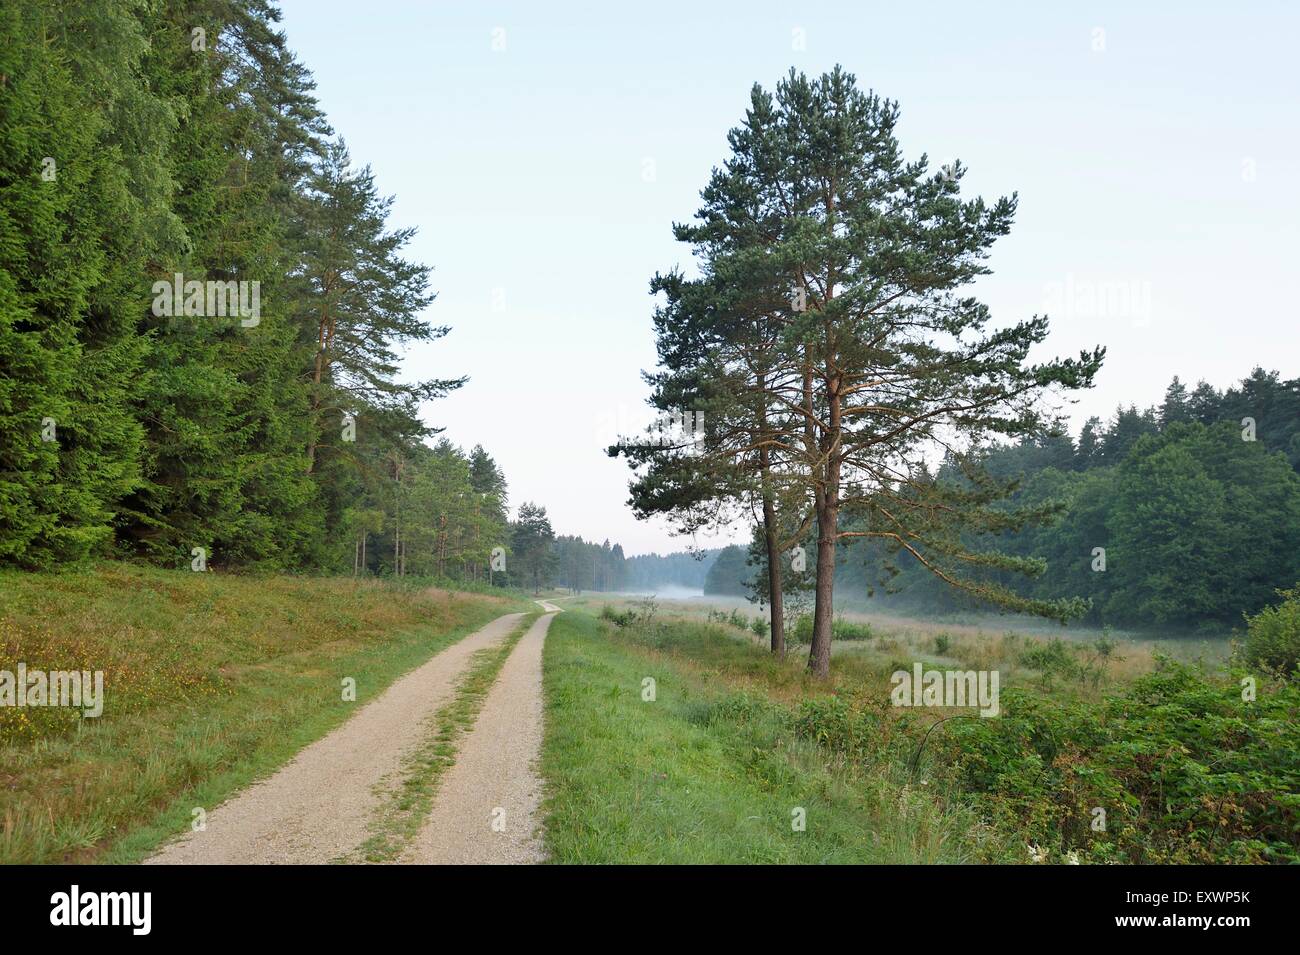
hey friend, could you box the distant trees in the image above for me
[704,545,752,596]
[510,503,556,594]
[807,368,1300,631]
[554,537,637,593]
[623,548,718,592]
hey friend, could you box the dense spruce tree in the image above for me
[0,0,168,567]
[118,1,327,567]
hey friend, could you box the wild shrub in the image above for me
[791,615,813,644]
[704,608,752,631]
[933,660,1300,863]
[1019,638,1078,679]
[791,695,878,758]
[787,614,872,642]
[831,617,873,641]
[599,605,636,627]
[1236,584,1300,678]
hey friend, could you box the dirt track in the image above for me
[146,612,525,865]
[403,611,554,864]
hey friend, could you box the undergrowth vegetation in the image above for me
[1234,583,1300,678]
[552,599,1298,864]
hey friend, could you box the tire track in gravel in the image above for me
[403,610,555,864]
[146,612,525,865]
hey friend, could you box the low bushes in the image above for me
[1235,583,1300,678]
[934,661,1299,863]
[789,614,874,643]
[717,656,1299,864]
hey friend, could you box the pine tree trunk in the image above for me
[808,497,837,678]
[757,368,785,657]
[808,370,841,679]
[763,497,785,658]
[306,304,334,474]
[437,514,447,577]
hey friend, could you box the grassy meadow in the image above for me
[542,594,1297,864]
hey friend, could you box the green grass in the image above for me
[346,611,539,863]
[541,610,988,863]
[0,562,530,863]
[544,602,1295,865]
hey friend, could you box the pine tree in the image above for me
[1159,376,1192,428]
[625,68,1103,676]
[511,502,555,594]
[294,140,462,475]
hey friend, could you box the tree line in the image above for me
[554,542,719,594]
[701,368,1300,632]
[848,368,1300,629]
[2,2,693,591]
[0,1,523,578]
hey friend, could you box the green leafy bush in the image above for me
[934,660,1300,863]
[1018,638,1076,676]
[1236,584,1300,678]
[599,605,636,627]
[833,618,874,641]
[791,696,878,757]
[705,608,750,630]
[788,614,873,642]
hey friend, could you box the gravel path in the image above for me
[404,611,555,864]
[146,612,525,865]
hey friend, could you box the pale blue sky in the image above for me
[278,0,1299,555]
